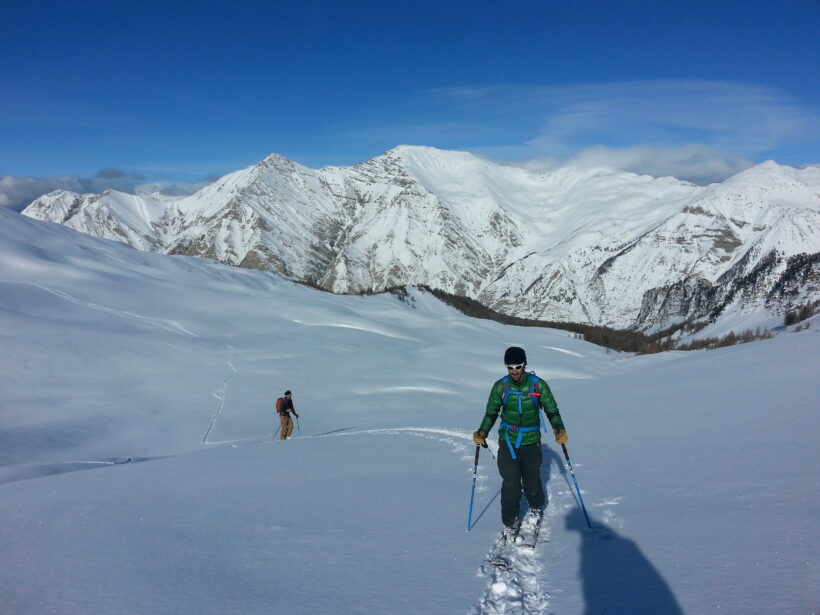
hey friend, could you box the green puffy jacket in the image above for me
[478,371,564,446]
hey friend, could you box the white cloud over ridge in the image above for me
[427,79,819,183]
[3,79,816,209]
[495,144,753,186]
[0,175,81,211]
[0,171,209,212]
[569,144,754,185]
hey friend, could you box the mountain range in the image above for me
[22,145,820,335]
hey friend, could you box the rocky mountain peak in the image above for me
[21,148,820,335]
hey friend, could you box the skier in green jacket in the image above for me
[473,346,567,537]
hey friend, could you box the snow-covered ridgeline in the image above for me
[22,146,820,333]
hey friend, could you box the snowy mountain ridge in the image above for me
[23,146,820,333]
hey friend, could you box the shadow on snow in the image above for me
[542,445,684,615]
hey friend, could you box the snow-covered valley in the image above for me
[1,208,818,614]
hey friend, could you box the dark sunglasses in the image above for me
[506,364,525,371]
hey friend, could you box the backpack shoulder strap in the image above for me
[528,372,542,408]
[501,375,511,405]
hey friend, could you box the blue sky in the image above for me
[1,0,818,208]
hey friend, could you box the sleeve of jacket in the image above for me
[478,380,504,434]
[538,379,565,431]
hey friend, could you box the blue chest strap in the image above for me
[499,373,546,460]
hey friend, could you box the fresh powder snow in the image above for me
[1,208,818,614]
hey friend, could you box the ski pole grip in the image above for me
[473,444,481,464]
[561,443,570,462]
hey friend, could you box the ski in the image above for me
[490,556,512,570]
[488,542,514,569]
[517,509,545,549]
[487,525,519,568]
[486,510,546,569]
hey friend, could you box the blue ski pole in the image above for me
[467,445,481,531]
[562,443,592,529]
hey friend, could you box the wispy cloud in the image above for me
[0,170,210,212]
[569,145,753,185]
[418,79,820,182]
[526,81,816,154]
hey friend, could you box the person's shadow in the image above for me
[541,445,684,615]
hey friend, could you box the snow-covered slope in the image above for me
[22,147,820,333]
[1,208,818,614]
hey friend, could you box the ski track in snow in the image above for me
[291,318,413,341]
[475,538,551,615]
[2,377,617,614]
[541,345,584,358]
[470,453,622,615]
[202,335,237,444]
[308,426,492,462]
[473,485,557,615]
[20,282,199,337]
[369,385,460,396]
[310,426,576,614]
[0,407,621,615]
[312,425,473,443]
[0,456,167,485]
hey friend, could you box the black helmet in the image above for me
[284,390,292,397]
[504,346,526,365]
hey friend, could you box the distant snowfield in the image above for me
[1,208,818,614]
